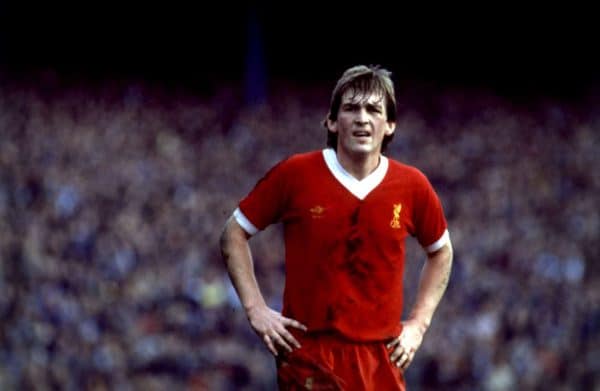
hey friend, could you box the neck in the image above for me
[336,149,381,180]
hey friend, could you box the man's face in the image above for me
[327,89,395,158]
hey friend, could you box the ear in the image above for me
[385,121,396,136]
[326,118,338,133]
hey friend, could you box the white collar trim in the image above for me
[322,148,388,200]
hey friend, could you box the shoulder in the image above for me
[279,150,324,170]
[286,150,323,163]
[260,151,323,182]
[386,157,431,184]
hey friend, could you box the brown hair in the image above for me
[324,65,397,151]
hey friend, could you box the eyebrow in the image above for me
[342,99,384,108]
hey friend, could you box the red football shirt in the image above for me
[236,149,448,341]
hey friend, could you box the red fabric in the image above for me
[239,150,447,341]
[277,332,405,390]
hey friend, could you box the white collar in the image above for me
[322,148,388,200]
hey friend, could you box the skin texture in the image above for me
[387,243,453,370]
[220,217,307,356]
[327,89,453,370]
[326,90,395,180]
[220,87,453,374]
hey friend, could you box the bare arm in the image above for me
[407,240,453,330]
[388,240,454,369]
[219,216,307,355]
[220,216,265,311]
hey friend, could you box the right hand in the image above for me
[246,304,308,356]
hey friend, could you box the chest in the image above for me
[282,175,417,239]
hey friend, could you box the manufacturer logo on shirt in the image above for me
[390,203,402,228]
[310,205,326,219]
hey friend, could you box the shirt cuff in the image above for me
[233,208,259,236]
[425,229,450,253]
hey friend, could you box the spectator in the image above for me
[0,72,597,389]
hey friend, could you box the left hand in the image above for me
[386,319,426,370]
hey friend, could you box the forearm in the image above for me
[220,217,266,311]
[407,242,453,333]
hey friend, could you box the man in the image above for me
[220,65,453,390]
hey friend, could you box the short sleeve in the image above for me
[237,158,291,234]
[413,172,449,253]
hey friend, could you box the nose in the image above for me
[354,108,369,126]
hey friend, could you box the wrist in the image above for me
[243,300,266,314]
[406,316,430,336]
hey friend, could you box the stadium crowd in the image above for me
[0,73,598,390]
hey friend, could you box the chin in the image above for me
[339,140,379,156]
[350,143,375,153]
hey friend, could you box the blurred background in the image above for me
[0,2,599,390]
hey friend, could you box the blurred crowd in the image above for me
[0,73,598,390]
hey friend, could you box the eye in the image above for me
[368,105,382,113]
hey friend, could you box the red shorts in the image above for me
[276,331,405,390]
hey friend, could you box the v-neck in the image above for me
[322,148,389,200]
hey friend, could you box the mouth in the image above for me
[352,131,371,138]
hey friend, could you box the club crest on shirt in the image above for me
[390,203,402,228]
[310,205,326,219]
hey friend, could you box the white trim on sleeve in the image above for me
[233,208,259,236]
[425,229,450,253]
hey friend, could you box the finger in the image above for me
[386,337,400,350]
[395,351,409,369]
[276,326,302,349]
[390,346,405,362]
[281,317,308,332]
[263,334,278,356]
[271,332,293,353]
[400,352,413,370]
[398,353,414,371]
